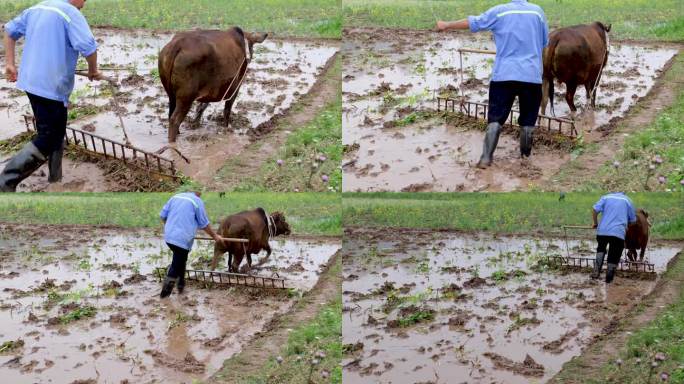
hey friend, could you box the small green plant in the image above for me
[59,305,97,324]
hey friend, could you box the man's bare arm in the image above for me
[592,210,599,229]
[4,32,17,82]
[84,51,103,81]
[436,19,470,32]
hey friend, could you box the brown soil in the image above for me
[484,352,545,377]
[209,251,341,383]
[208,52,340,190]
[549,252,684,383]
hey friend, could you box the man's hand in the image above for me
[87,70,104,81]
[5,64,17,82]
[436,20,447,32]
[592,223,598,229]
[213,235,228,247]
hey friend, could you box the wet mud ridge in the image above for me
[342,28,678,192]
[0,28,339,191]
[342,228,682,384]
[0,223,340,383]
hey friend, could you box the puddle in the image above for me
[342,229,681,384]
[342,29,678,192]
[0,28,338,186]
[0,224,339,383]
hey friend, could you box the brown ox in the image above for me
[541,22,611,117]
[158,27,267,142]
[625,209,650,262]
[210,208,290,272]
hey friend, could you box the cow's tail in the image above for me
[544,38,560,117]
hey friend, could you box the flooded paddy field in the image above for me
[342,228,682,383]
[342,28,679,192]
[0,28,339,190]
[0,223,340,383]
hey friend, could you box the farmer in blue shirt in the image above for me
[159,190,228,298]
[0,0,103,191]
[591,192,637,283]
[436,0,549,168]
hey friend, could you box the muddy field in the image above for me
[342,229,682,383]
[0,223,339,383]
[341,29,679,192]
[0,28,338,190]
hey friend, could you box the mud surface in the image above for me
[342,29,678,192]
[342,228,681,384]
[0,28,338,190]
[0,224,339,383]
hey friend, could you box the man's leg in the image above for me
[517,82,543,158]
[0,93,67,191]
[605,236,624,284]
[161,243,190,298]
[478,81,515,168]
[592,235,608,279]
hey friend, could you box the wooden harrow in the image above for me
[23,114,179,181]
[435,47,578,137]
[549,225,656,278]
[154,267,287,290]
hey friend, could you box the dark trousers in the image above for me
[487,81,542,127]
[27,92,68,156]
[596,235,624,264]
[166,243,189,286]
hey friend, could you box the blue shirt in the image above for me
[593,193,637,240]
[468,0,549,84]
[160,193,211,251]
[5,0,97,106]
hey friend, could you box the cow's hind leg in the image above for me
[246,253,253,274]
[565,82,578,119]
[169,98,193,143]
[168,95,176,120]
[639,247,646,262]
[541,77,549,116]
[192,102,210,127]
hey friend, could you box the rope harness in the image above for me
[219,35,251,102]
[266,212,276,240]
[589,29,610,106]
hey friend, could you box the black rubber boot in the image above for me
[0,142,47,192]
[605,263,617,284]
[476,122,502,168]
[160,276,177,298]
[520,126,535,157]
[177,276,185,295]
[591,252,605,279]
[47,140,65,183]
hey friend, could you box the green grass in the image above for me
[0,192,341,236]
[344,0,684,41]
[588,91,684,192]
[343,192,684,240]
[227,58,342,193]
[0,0,341,38]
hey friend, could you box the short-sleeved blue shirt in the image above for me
[4,0,97,106]
[593,193,637,240]
[468,0,549,84]
[160,193,211,251]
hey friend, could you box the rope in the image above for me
[589,29,610,106]
[219,36,251,102]
[266,213,276,240]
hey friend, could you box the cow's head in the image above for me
[244,32,268,60]
[271,211,291,236]
[596,21,611,33]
